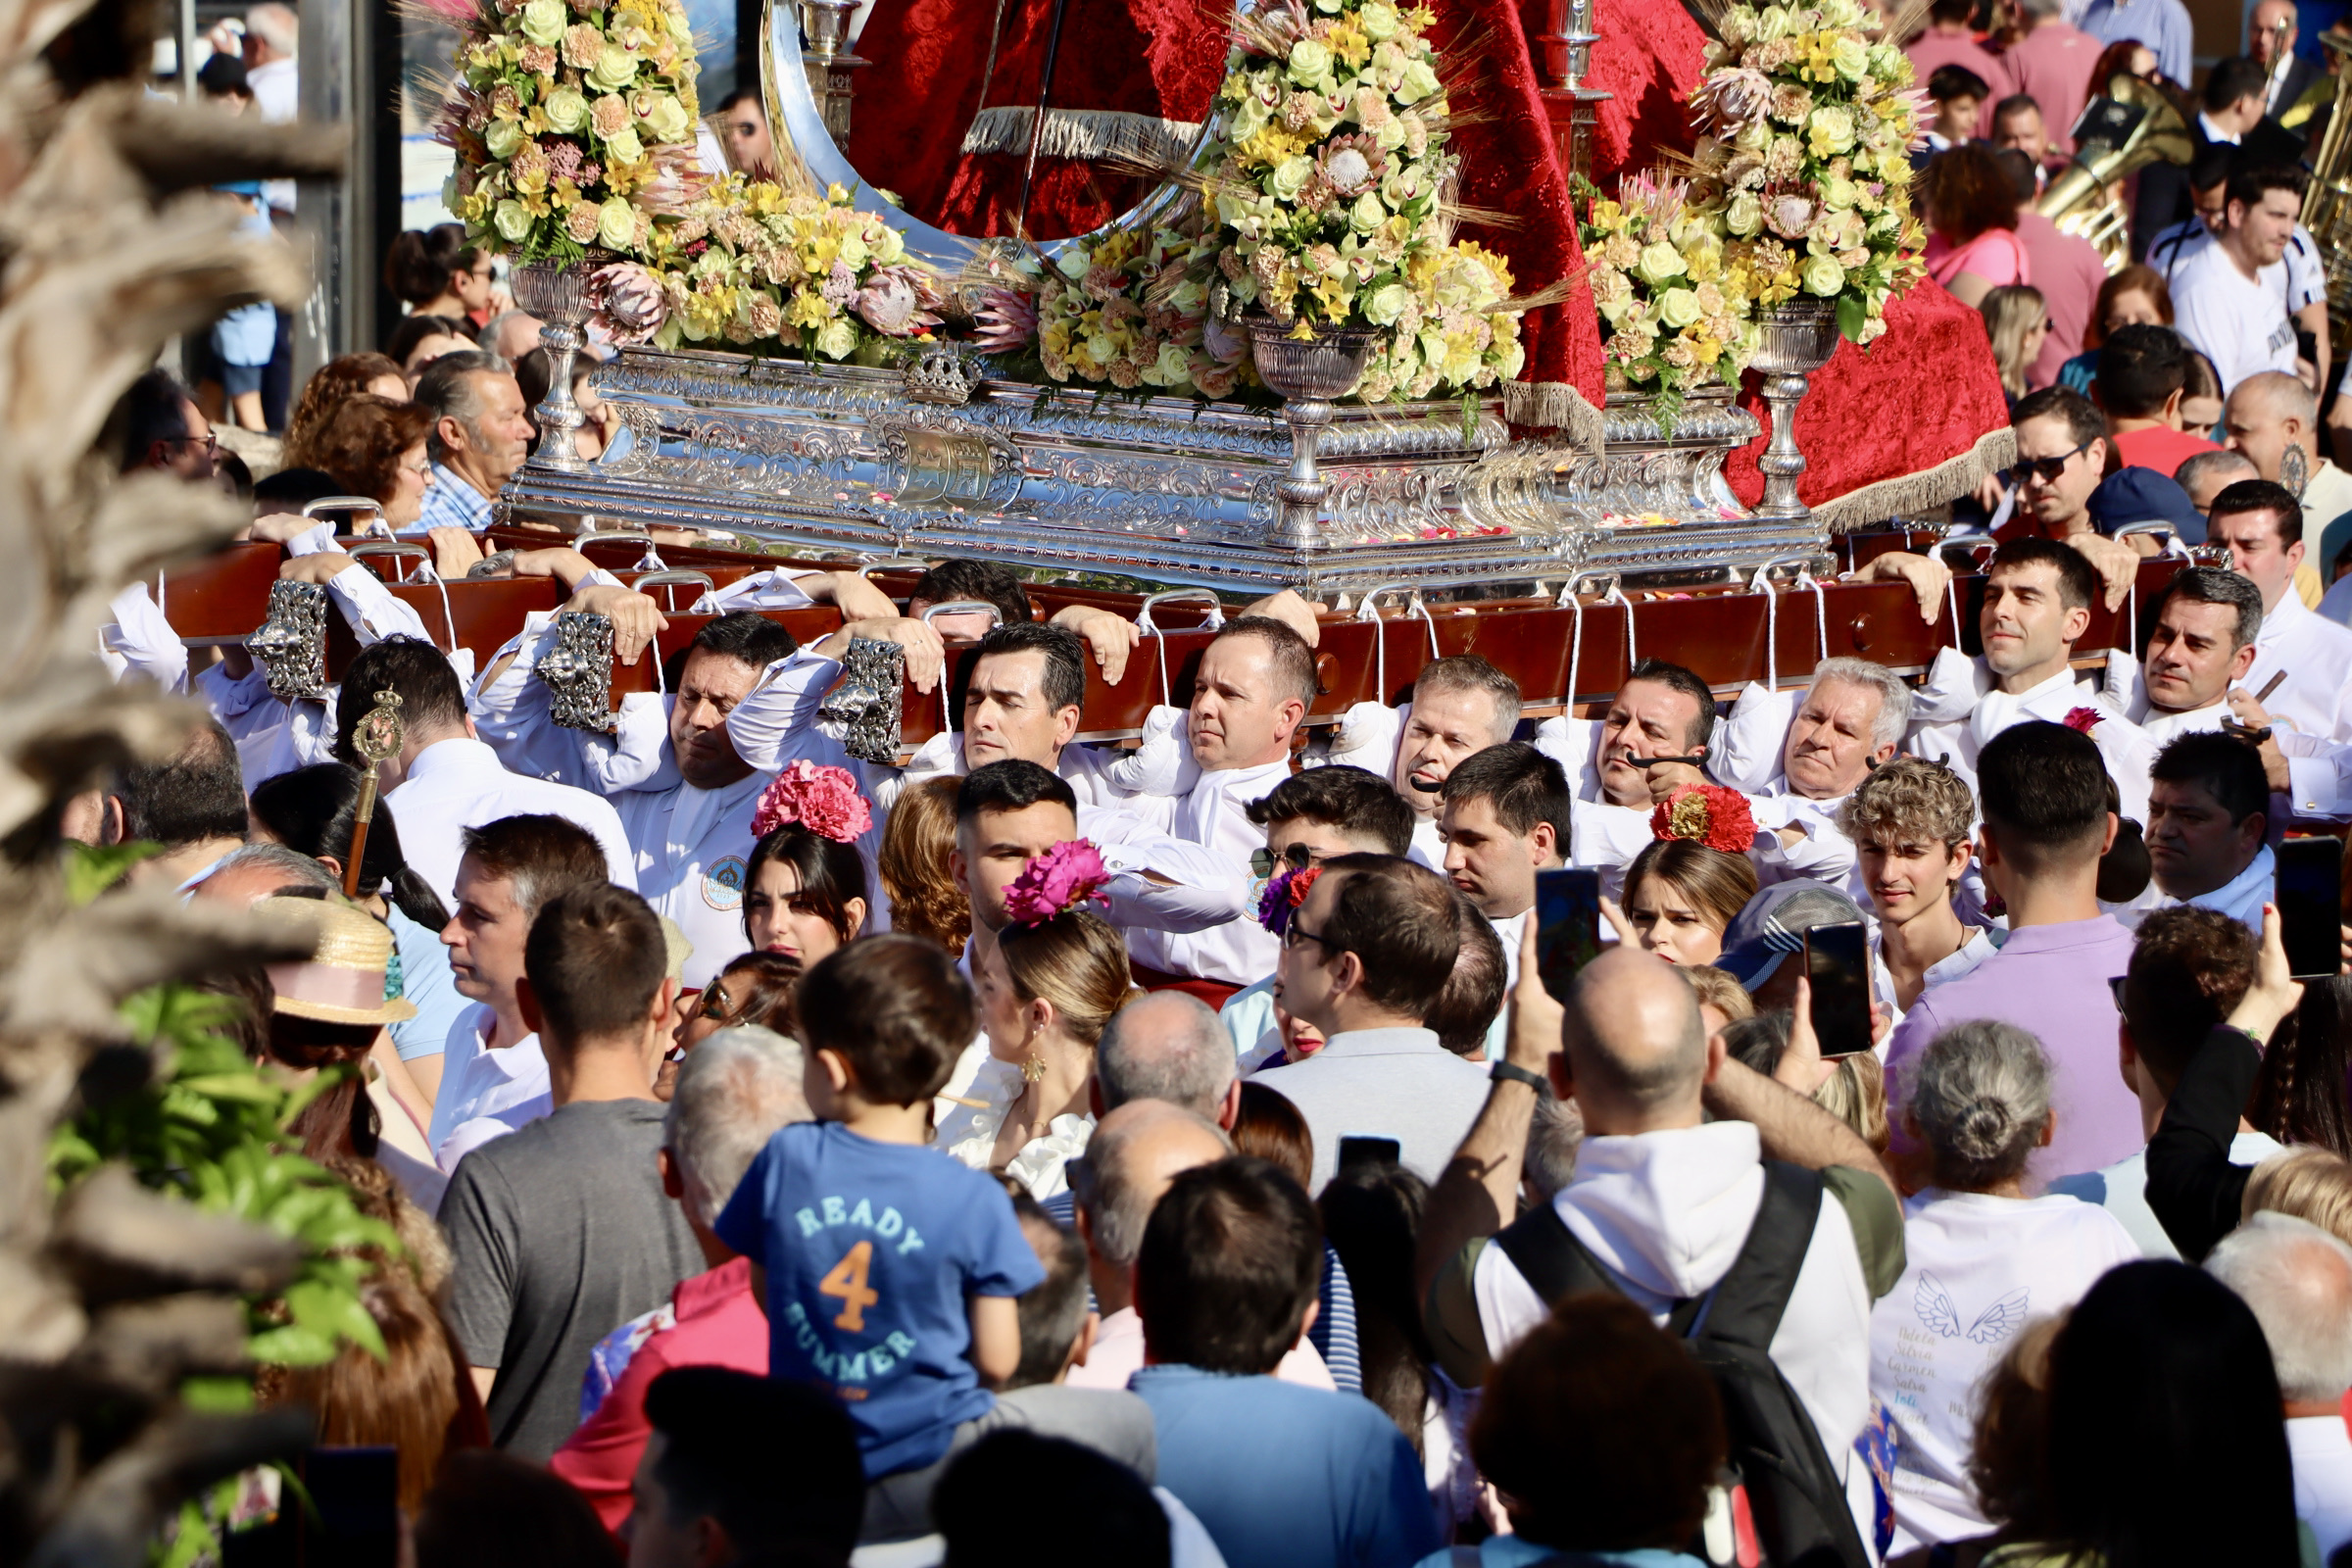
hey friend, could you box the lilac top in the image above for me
[1884,916,2141,1185]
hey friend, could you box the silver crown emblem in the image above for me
[903,345,978,406]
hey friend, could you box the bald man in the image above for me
[1065,1101,1335,1392]
[1416,941,1905,1556]
[2223,370,2352,585]
[2178,448,2259,513]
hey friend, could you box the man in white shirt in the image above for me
[1905,537,2159,822]
[242,3,297,215]
[1842,759,1996,1021]
[1727,659,1914,895]
[2205,1212,2352,1564]
[2049,906,2283,1255]
[2121,566,2264,745]
[2212,478,2352,740]
[2143,731,2274,931]
[338,636,635,907]
[2225,371,2352,573]
[1250,854,1492,1193]
[1325,654,1521,867]
[429,813,612,1164]
[1119,613,1322,994]
[2171,164,2310,395]
[1221,766,1416,1062]
[1435,742,1568,987]
[1544,658,1729,884]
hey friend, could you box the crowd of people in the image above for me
[73,299,2352,1566]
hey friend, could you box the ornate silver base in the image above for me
[500,348,1825,595]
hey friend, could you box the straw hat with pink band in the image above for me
[253,896,417,1027]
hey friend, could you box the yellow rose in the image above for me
[493,199,533,243]
[485,120,525,161]
[518,0,566,46]
[598,195,639,249]
[588,44,638,93]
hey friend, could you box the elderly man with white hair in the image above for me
[1713,657,1915,896]
[547,1025,810,1529]
[2206,1209,2352,1560]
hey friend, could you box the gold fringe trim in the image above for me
[1500,378,1605,456]
[960,107,1203,167]
[1811,424,2016,534]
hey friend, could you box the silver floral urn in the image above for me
[1749,295,1842,523]
[511,256,600,474]
[1244,318,1384,551]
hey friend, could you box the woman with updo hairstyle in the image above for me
[741,763,873,964]
[942,843,1138,1197]
[386,313,474,379]
[1867,1020,2141,1556]
[306,394,437,529]
[1617,837,1758,967]
[283,352,407,471]
[879,774,970,956]
[385,222,492,327]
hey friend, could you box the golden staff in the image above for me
[344,690,405,901]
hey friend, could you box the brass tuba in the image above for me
[2034,74,2193,270]
[2300,26,2352,348]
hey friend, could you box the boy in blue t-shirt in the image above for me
[716,935,1042,1479]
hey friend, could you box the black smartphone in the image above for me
[1535,867,1604,1004]
[1338,1135,1402,1174]
[2276,837,2344,980]
[1803,921,1875,1059]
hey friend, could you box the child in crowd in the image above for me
[715,935,1044,1482]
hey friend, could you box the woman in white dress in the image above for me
[938,849,1140,1197]
[1870,1018,2141,1557]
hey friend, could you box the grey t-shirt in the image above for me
[442,1098,703,1459]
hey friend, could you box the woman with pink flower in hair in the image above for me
[935,840,1139,1199]
[741,762,873,965]
[1612,785,1763,967]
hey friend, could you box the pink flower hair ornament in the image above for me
[1256,863,1323,936]
[1649,784,1757,856]
[2061,707,2101,735]
[1004,840,1111,926]
[751,760,873,844]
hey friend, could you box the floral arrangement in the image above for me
[1004,840,1112,925]
[1680,0,1926,346]
[584,175,946,356]
[752,760,873,843]
[1650,783,1757,854]
[440,0,706,263]
[973,0,1534,403]
[1582,170,1759,403]
[1256,863,1322,936]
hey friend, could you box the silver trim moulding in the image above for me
[501,348,1831,597]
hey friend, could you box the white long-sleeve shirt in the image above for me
[1115,739,1293,986]
[2246,589,2352,744]
[382,736,637,908]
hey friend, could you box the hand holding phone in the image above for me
[1535,867,1604,1004]
[2275,837,2345,980]
[1802,922,1875,1059]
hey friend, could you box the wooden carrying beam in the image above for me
[158,542,287,642]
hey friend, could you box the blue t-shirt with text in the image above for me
[714,1121,1043,1478]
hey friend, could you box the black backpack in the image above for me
[1492,1159,1872,1568]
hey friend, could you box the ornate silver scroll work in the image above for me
[817,636,907,765]
[248,580,328,703]
[540,611,620,733]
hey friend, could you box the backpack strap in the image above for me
[1492,1193,1622,1311]
[1665,1159,1823,1347]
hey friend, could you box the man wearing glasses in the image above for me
[1218,766,1415,1065]
[96,369,220,694]
[1999,387,2152,599]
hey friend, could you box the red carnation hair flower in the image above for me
[1649,783,1756,856]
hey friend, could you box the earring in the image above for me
[1020,1052,1049,1085]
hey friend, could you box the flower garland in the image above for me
[1649,783,1757,855]
[1581,169,1760,408]
[752,760,873,842]
[1682,0,1926,346]
[441,0,706,263]
[1004,840,1112,925]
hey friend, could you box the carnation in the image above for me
[1648,784,1757,855]
[751,760,873,843]
[1004,840,1112,925]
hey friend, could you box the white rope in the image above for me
[1749,567,1779,692]
[1796,566,1830,669]
[1565,590,1586,711]
[1600,580,1637,669]
[414,561,459,652]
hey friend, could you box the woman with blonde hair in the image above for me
[939,841,1136,1197]
[879,774,970,956]
[1980,284,2049,405]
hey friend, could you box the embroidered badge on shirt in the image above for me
[703,855,747,910]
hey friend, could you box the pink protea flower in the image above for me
[856,264,941,335]
[588,262,668,343]
[1692,67,1772,134]
[752,761,873,843]
[970,285,1039,355]
[1004,840,1112,925]
[1763,185,1822,241]
[1317,132,1385,199]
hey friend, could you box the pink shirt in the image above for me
[1926,227,2033,289]
[547,1258,769,1534]
[1066,1305,1337,1393]
[2013,211,2107,388]
[1991,21,2100,155]
[1906,27,2004,91]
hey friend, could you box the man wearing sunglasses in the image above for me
[1219,766,1415,1064]
[1999,388,2147,607]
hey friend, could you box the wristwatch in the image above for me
[1490,1059,1551,1097]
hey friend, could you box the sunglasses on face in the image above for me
[1283,920,1344,954]
[2006,437,2095,486]
[1250,842,1318,880]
